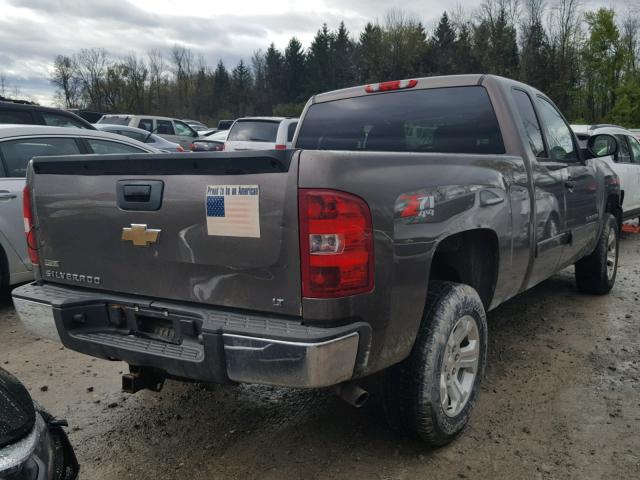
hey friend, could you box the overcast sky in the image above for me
[0,0,636,106]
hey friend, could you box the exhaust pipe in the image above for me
[335,383,369,408]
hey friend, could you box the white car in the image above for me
[97,114,199,149]
[224,117,298,152]
[573,124,640,222]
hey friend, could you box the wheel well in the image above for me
[606,194,622,229]
[429,229,499,309]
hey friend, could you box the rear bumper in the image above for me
[12,283,370,388]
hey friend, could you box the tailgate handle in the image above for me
[123,185,151,202]
[117,180,164,211]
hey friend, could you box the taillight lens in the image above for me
[299,189,374,298]
[22,186,39,265]
[275,144,286,150]
[178,144,185,152]
[365,79,417,93]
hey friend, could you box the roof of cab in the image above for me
[310,74,545,105]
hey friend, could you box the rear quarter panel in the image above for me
[298,151,528,373]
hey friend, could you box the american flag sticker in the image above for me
[205,185,260,238]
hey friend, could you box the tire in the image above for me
[383,281,488,446]
[575,213,619,295]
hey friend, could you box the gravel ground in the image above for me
[1,231,639,480]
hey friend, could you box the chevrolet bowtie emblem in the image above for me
[121,224,161,247]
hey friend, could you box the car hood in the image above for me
[0,368,35,449]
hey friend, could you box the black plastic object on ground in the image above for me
[0,367,36,448]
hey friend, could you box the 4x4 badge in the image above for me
[121,224,161,247]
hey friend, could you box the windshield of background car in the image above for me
[98,116,130,125]
[296,86,505,154]
[227,120,280,142]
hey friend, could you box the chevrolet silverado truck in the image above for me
[12,75,621,446]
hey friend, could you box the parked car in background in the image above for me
[216,119,234,131]
[224,117,298,151]
[573,124,640,221]
[183,119,209,132]
[97,115,198,149]
[190,129,229,151]
[95,124,185,152]
[0,367,79,480]
[0,101,95,129]
[66,109,105,123]
[0,125,159,288]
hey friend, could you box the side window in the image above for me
[628,136,640,164]
[614,135,631,163]
[287,122,298,142]
[156,120,174,135]
[536,98,577,161]
[86,139,146,154]
[0,109,33,124]
[41,112,87,129]
[512,90,546,157]
[174,121,195,137]
[0,137,80,177]
[138,119,153,132]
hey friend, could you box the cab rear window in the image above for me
[296,86,505,154]
[228,121,279,142]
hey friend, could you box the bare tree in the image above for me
[50,55,80,108]
[170,45,195,115]
[123,53,148,112]
[74,48,109,110]
[0,72,7,97]
[147,49,166,113]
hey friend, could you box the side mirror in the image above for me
[587,134,618,158]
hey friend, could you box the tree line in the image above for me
[48,0,640,127]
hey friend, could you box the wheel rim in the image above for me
[440,315,480,417]
[606,227,617,280]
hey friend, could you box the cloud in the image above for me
[0,0,634,106]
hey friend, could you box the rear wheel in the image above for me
[575,213,618,295]
[383,281,487,446]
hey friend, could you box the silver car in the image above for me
[94,124,185,152]
[0,125,159,288]
[97,115,199,149]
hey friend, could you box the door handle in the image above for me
[0,191,17,200]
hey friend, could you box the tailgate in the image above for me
[30,151,302,316]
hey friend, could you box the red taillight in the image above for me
[220,143,225,151]
[177,144,185,152]
[299,189,374,298]
[275,144,286,150]
[365,79,417,93]
[22,186,39,265]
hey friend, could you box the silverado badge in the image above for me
[121,224,161,247]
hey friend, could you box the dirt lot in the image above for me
[1,232,639,480]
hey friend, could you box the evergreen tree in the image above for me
[357,23,385,83]
[284,37,306,103]
[431,12,456,75]
[305,24,334,96]
[333,22,356,88]
[520,19,552,93]
[231,60,253,117]
[265,43,285,108]
[453,23,476,74]
[213,60,231,114]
